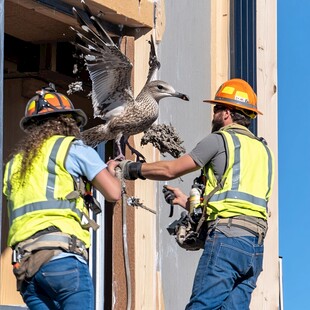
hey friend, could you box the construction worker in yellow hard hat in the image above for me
[3,84,121,309]
[112,78,275,309]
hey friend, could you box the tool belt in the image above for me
[12,228,88,291]
[15,231,88,260]
[166,181,225,252]
[209,215,268,244]
[167,211,208,251]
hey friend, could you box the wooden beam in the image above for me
[210,0,229,96]
[252,0,279,307]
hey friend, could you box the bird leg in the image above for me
[113,137,146,162]
[113,140,126,161]
[125,139,146,162]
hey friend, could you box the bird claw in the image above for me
[134,155,146,163]
[123,140,146,162]
[130,149,146,162]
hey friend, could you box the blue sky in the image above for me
[278,1,310,309]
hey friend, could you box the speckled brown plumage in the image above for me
[71,1,189,160]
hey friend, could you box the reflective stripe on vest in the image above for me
[6,136,81,226]
[10,200,81,226]
[4,136,90,247]
[46,137,65,199]
[205,128,274,220]
[210,190,268,208]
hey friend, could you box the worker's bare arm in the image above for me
[141,154,200,180]
[108,155,200,181]
[92,168,121,202]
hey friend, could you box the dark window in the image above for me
[4,34,40,72]
[230,0,257,134]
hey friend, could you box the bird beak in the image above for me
[175,92,189,101]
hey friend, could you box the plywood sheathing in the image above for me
[210,0,229,95]
[133,32,158,310]
[252,0,279,308]
[154,0,166,42]
[111,36,136,310]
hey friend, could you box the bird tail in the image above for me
[81,124,114,148]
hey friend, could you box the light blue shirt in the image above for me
[65,139,107,181]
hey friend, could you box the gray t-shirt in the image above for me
[189,133,226,181]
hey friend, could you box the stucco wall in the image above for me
[157,1,211,308]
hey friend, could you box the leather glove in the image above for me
[118,160,146,180]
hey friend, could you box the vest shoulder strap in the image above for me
[214,123,268,145]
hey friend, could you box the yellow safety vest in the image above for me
[204,124,274,221]
[3,135,90,247]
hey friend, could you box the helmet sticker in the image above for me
[235,91,249,103]
[27,100,37,116]
[222,86,234,94]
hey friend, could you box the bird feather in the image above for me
[71,0,189,160]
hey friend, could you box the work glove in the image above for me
[118,160,146,180]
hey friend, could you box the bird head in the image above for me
[146,80,189,102]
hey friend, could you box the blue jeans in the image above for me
[185,230,264,310]
[20,257,94,310]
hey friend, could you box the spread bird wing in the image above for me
[146,35,161,83]
[71,1,134,120]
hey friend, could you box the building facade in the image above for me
[0,1,278,309]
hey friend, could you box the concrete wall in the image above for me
[157,1,211,308]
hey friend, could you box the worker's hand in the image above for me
[163,186,176,205]
[164,185,189,209]
[106,160,120,177]
[117,160,146,180]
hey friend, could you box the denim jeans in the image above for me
[20,256,94,310]
[185,230,264,310]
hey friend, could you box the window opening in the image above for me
[230,0,257,134]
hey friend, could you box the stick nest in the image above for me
[140,124,186,158]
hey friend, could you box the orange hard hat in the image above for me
[203,78,262,118]
[20,84,87,130]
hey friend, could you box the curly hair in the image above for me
[11,114,82,182]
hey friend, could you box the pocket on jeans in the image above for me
[42,266,79,293]
[214,242,253,274]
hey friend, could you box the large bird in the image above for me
[71,1,189,160]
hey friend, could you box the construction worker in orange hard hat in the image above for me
[204,78,262,121]
[202,78,262,133]
[113,78,275,309]
[3,83,121,309]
